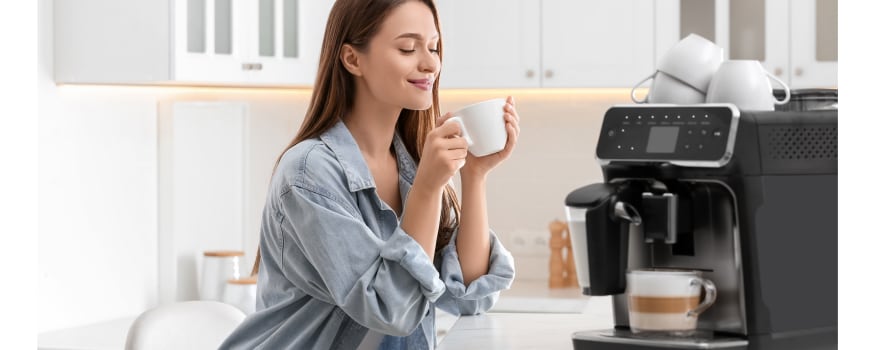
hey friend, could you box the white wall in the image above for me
[38,0,310,332]
[39,0,629,332]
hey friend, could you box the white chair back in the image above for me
[125,301,245,350]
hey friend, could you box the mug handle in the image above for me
[630,72,657,104]
[687,277,717,318]
[445,116,473,146]
[767,72,791,105]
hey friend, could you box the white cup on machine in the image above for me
[633,72,707,104]
[631,34,724,104]
[705,60,791,111]
[445,98,508,157]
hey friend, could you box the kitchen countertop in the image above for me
[437,295,615,349]
[490,279,590,313]
[38,282,606,350]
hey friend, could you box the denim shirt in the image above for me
[219,120,515,350]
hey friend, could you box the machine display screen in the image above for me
[646,126,679,153]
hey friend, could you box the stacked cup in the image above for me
[633,33,791,111]
[631,34,724,104]
[705,60,790,110]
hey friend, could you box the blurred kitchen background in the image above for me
[38,0,837,338]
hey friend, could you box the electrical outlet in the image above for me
[502,228,550,257]
[532,235,549,254]
[501,229,527,255]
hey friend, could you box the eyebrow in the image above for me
[394,33,440,41]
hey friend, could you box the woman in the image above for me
[219,0,518,349]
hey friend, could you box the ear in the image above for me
[340,44,363,77]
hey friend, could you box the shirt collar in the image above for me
[320,120,418,192]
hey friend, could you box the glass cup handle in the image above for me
[631,72,657,104]
[767,72,791,105]
[688,277,717,318]
[445,116,473,146]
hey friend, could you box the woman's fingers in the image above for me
[436,112,453,127]
[435,117,463,138]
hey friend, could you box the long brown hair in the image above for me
[252,0,459,276]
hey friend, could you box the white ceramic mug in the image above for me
[656,34,725,93]
[631,34,724,104]
[626,268,717,336]
[446,98,508,157]
[631,71,706,104]
[706,60,791,111]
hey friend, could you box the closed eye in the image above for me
[399,48,439,55]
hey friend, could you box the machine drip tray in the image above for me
[572,329,749,349]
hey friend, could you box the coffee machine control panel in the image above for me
[596,104,740,168]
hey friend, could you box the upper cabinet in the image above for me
[436,1,540,88]
[655,0,836,89]
[787,0,837,88]
[437,0,656,88]
[54,0,333,87]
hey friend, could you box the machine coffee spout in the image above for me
[614,201,642,225]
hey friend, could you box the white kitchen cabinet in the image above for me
[541,0,655,88]
[437,1,541,88]
[788,0,837,88]
[656,0,836,89]
[54,0,332,87]
[437,0,656,88]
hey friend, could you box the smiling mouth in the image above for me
[408,79,433,91]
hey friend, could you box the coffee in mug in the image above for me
[446,98,508,157]
[626,268,717,336]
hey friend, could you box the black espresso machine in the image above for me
[565,104,837,349]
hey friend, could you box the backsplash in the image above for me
[39,81,630,331]
[439,90,627,281]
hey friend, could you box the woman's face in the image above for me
[356,1,440,111]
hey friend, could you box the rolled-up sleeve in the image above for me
[278,184,445,336]
[434,229,515,315]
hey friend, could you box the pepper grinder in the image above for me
[549,220,578,288]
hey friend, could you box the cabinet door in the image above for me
[789,0,837,88]
[436,0,541,88]
[719,0,791,85]
[243,0,331,86]
[541,0,655,88]
[174,0,250,83]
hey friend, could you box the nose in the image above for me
[419,51,440,74]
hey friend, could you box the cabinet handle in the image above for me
[242,63,264,71]
[545,69,554,79]
[526,70,535,78]
[795,67,803,77]
[774,67,783,76]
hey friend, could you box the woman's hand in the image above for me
[457,96,520,179]
[414,118,469,193]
